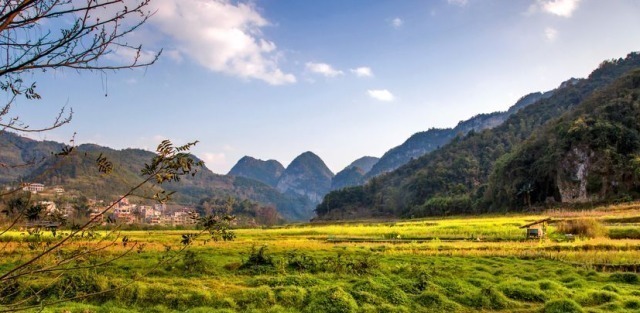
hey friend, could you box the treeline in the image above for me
[316,52,640,219]
[196,196,284,226]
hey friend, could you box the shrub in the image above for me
[555,218,606,238]
[377,303,409,313]
[415,291,463,312]
[50,270,108,302]
[274,286,307,308]
[601,284,619,293]
[235,286,276,310]
[239,246,275,274]
[499,283,548,302]
[609,272,639,284]
[351,291,385,305]
[182,250,208,275]
[304,286,358,313]
[543,299,584,313]
[578,290,618,306]
[385,288,409,305]
[467,286,514,310]
[624,298,640,310]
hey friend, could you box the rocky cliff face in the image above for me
[276,151,334,203]
[557,146,593,203]
[228,156,285,187]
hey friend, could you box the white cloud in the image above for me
[391,17,403,28]
[545,27,558,41]
[538,0,581,17]
[447,0,469,7]
[203,152,227,166]
[149,0,295,85]
[305,62,344,77]
[367,89,395,102]
[350,67,373,77]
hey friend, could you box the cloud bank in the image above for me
[150,0,296,85]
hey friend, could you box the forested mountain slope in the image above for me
[364,91,551,179]
[0,133,314,220]
[228,156,285,188]
[316,52,640,220]
[487,68,640,209]
[331,156,379,191]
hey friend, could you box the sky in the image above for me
[11,0,640,174]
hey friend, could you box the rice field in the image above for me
[1,204,640,312]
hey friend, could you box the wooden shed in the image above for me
[520,218,551,238]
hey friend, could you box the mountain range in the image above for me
[4,53,639,222]
[0,133,315,221]
[316,52,640,220]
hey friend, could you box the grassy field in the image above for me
[2,204,640,312]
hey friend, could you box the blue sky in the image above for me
[14,0,640,174]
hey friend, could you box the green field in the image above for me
[2,205,640,312]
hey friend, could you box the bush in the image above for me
[499,282,548,302]
[377,303,409,313]
[544,299,584,313]
[235,286,276,310]
[609,272,639,284]
[624,298,640,310]
[182,251,208,274]
[239,246,275,274]
[274,286,307,308]
[577,290,618,306]
[49,270,109,302]
[555,218,606,238]
[414,291,463,312]
[467,286,514,310]
[351,291,385,305]
[304,286,358,313]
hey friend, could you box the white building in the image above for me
[23,183,45,193]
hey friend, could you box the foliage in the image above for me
[555,219,607,238]
[544,299,584,313]
[304,286,358,313]
[2,209,640,312]
[316,53,640,219]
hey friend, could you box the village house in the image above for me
[22,183,45,193]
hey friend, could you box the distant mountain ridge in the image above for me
[276,151,334,203]
[316,52,640,220]
[331,156,379,191]
[0,132,315,221]
[228,156,284,187]
[364,91,553,179]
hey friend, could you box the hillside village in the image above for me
[9,182,199,226]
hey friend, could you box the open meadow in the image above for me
[2,203,640,313]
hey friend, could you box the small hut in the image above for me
[520,218,551,238]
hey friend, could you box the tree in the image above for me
[1,0,159,133]
[0,1,233,311]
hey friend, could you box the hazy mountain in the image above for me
[0,133,314,220]
[365,91,552,179]
[228,156,285,187]
[0,132,64,184]
[316,52,640,220]
[331,156,379,191]
[347,156,379,174]
[276,151,334,203]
